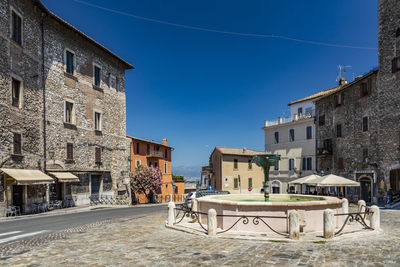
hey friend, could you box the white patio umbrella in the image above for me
[288,174,322,185]
[306,174,360,187]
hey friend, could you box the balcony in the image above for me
[264,110,315,127]
[149,150,164,158]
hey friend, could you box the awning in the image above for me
[1,168,55,185]
[288,174,322,185]
[49,172,79,182]
[306,174,360,187]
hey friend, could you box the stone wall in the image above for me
[377,0,400,196]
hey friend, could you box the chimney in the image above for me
[338,77,347,87]
[162,138,168,146]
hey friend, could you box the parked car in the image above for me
[185,192,196,209]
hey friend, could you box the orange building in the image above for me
[127,136,184,203]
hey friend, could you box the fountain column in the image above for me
[252,154,281,202]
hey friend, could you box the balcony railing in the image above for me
[149,150,164,158]
[264,110,315,127]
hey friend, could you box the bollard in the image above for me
[288,210,300,240]
[369,205,380,230]
[342,198,349,214]
[207,208,217,236]
[167,201,176,226]
[358,200,366,213]
[323,209,335,239]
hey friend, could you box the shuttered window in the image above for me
[13,133,22,155]
[66,143,73,160]
[94,66,101,86]
[234,178,238,189]
[12,79,21,108]
[336,124,342,138]
[94,112,101,131]
[234,159,238,169]
[274,132,279,144]
[95,147,101,163]
[306,126,312,140]
[248,178,252,188]
[65,101,74,124]
[165,149,168,159]
[147,144,150,155]
[66,51,74,74]
[136,143,140,154]
[289,158,295,171]
[319,115,325,126]
[362,117,369,132]
[363,148,369,162]
[11,11,22,45]
[289,129,295,142]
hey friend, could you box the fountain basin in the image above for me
[197,194,345,233]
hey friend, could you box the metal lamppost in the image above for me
[252,154,281,202]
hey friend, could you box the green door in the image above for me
[360,178,371,203]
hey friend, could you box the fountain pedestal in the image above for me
[252,154,281,202]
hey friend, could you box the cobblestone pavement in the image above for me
[0,208,399,266]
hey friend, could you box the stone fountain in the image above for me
[252,154,281,202]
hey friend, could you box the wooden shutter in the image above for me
[13,133,21,155]
[95,147,101,163]
[67,143,73,160]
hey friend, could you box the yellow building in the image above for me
[209,147,265,194]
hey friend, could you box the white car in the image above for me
[185,192,196,209]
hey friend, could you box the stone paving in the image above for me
[0,208,400,266]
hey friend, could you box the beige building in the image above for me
[262,87,341,194]
[209,147,265,194]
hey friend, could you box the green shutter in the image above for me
[248,178,252,188]
[234,178,238,189]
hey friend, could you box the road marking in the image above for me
[0,230,49,244]
[0,231,22,237]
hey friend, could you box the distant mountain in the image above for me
[172,165,201,179]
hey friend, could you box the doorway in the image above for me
[91,175,101,196]
[390,169,400,193]
[12,185,23,211]
[271,180,281,194]
[359,177,372,203]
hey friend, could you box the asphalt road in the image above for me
[0,205,166,245]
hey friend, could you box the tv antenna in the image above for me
[336,65,352,82]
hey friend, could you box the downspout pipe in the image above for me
[41,12,47,171]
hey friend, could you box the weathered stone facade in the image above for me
[315,71,381,203]
[377,0,400,202]
[0,0,132,212]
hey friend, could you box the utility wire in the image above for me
[73,0,377,51]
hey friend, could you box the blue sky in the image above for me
[42,0,378,178]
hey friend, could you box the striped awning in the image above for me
[1,168,55,185]
[48,172,79,182]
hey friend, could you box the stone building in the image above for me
[315,71,380,203]
[0,0,133,214]
[209,147,265,194]
[377,0,400,202]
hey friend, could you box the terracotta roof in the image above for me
[127,136,174,149]
[288,86,341,106]
[215,147,265,156]
[33,0,133,69]
[313,69,378,102]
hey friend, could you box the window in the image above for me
[360,82,369,97]
[109,74,116,90]
[148,161,152,167]
[362,117,369,132]
[302,157,312,171]
[154,161,158,168]
[11,10,22,45]
[65,50,74,74]
[334,93,343,107]
[95,147,101,163]
[65,101,74,124]
[392,57,400,73]
[12,78,21,108]
[274,161,279,171]
[13,133,21,155]
[274,132,279,144]
[136,159,141,167]
[234,159,238,169]
[165,149,168,159]
[136,143,140,154]
[363,148,369,163]
[248,178,252,188]
[234,178,238,189]
[248,159,252,169]
[305,107,313,116]
[164,162,167,174]
[147,144,150,155]
[94,65,101,86]
[397,28,400,38]
[94,112,102,131]
[289,158,295,171]
[298,107,303,115]
[66,143,73,160]
[338,157,344,170]
[306,126,312,140]
[336,124,342,138]
[289,129,295,142]
[319,115,325,126]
